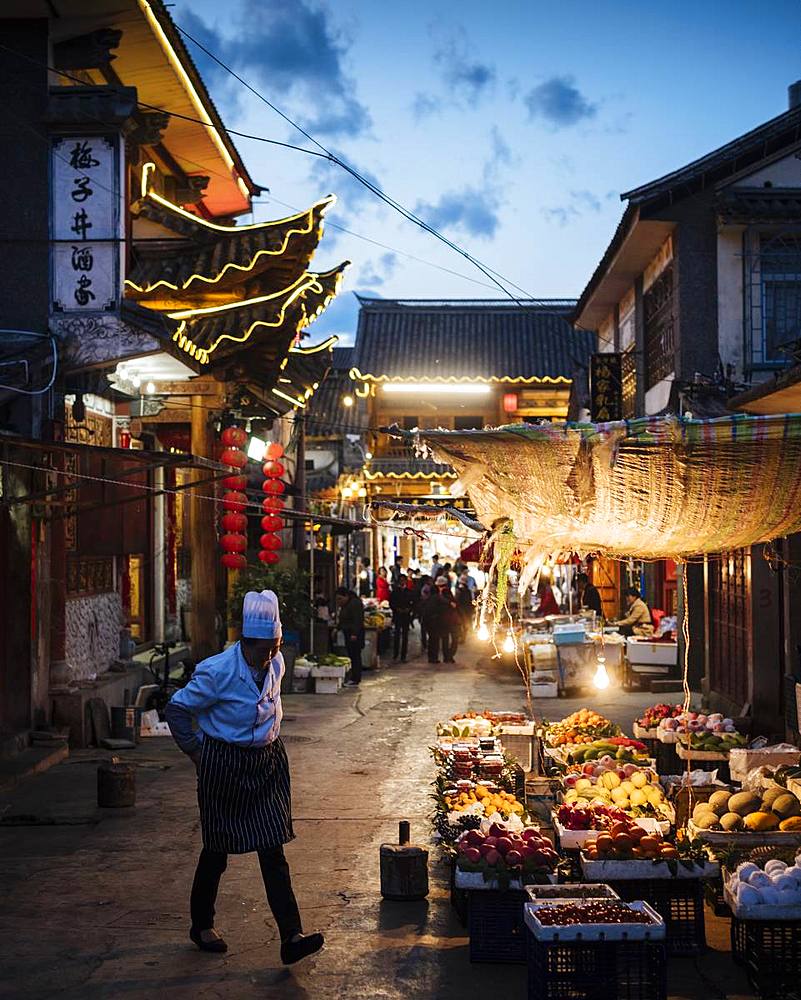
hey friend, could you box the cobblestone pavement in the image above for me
[0,634,756,999]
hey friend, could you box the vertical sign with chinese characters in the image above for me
[51,136,122,312]
[590,352,623,423]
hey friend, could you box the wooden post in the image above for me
[190,396,217,662]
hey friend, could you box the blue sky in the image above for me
[176,0,801,343]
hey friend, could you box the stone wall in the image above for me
[65,592,122,682]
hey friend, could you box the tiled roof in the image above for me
[306,346,367,436]
[350,298,592,382]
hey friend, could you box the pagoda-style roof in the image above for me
[166,264,349,367]
[128,163,335,306]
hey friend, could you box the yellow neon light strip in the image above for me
[349,366,571,386]
[138,2,241,189]
[272,387,306,408]
[289,335,339,355]
[354,381,370,398]
[138,162,334,234]
[168,266,347,363]
[363,468,458,481]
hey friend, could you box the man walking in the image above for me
[336,587,365,686]
[389,573,413,662]
[421,577,459,663]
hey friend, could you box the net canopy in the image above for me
[410,413,801,565]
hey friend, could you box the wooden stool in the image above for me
[380,821,429,900]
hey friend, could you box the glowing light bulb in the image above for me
[342,395,354,408]
[365,450,373,460]
[145,381,156,395]
[131,374,141,389]
[476,622,489,641]
[593,661,610,690]
[503,632,516,654]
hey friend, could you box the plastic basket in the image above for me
[730,917,801,997]
[526,932,667,1000]
[610,879,706,955]
[449,859,468,927]
[468,888,528,964]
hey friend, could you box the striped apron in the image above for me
[197,735,294,854]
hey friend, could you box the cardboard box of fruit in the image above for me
[689,786,801,844]
[524,899,665,942]
[554,804,666,849]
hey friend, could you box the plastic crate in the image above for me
[610,879,706,955]
[526,932,667,1000]
[730,917,801,997]
[468,888,528,964]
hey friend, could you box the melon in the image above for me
[728,791,762,817]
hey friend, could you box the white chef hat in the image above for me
[242,590,282,639]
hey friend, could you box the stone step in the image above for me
[0,743,69,795]
[0,730,30,758]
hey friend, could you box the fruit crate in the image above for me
[731,916,801,997]
[608,878,707,955]
[526,932,667,1000]
[468,888,529,964]
[676,743,731,782]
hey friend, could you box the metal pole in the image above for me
[309,519,315,655]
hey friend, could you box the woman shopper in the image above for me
[375,566,391,602]
[165,590,323,964]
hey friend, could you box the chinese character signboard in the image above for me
[51,135,123,312]
[590,352,623,423]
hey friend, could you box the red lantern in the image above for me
[262,479,285,496]
[262,460,285,478]
[502,392,518,414]
[220,447,247,469]
[118,429,132,449]
[221,426,247,448]
[258,550,280,564]
[222,491,247,512]
[261,514,282,532]
[221,512,247,532]
[221,552,247,570]
[220,533,247,553]
[259,533,281,551]
[266,442,284,459]
[262,496,283,512]
[221,473,247,490]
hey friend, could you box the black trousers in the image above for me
[427,627,458,662]
[393,614,410,660]
[190,845,302,941]
[345,636,362,683]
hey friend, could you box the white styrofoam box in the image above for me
[531,681,559,698]
[454,870,557,890]
[632,723,658,739]
[293,663,312,678]
[580,856,719,881]
[311,665,346,679]
[723,881,801,920]
[314,677,341,694]
[524,899,665,941]
[525,883,619,901]
[626,638,678,666]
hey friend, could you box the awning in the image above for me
[403,413,801,564]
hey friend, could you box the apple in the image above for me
[480,839,497,857]
[506,849,523,868]
[464,829,483,847]
[600,755,614,767]
[463,847,481,864]
[565,775,578,788]
[484,849,500,867]
[623,763,638,777]
[495,837,513,856]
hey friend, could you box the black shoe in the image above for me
[445,658,455,663]
[401,658,407,663]
[343,679,360,687]
[190,928,228,953]
[281,932,324,965]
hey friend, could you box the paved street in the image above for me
[1,635,756,999]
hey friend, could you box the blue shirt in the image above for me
[166,642,284,753]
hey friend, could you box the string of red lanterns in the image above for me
[219,426,248,570]
[259,441,285,564]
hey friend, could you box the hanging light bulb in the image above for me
[131,374,141,389]
[476,621,489,641]
[503,631,516,654]
[593,658,610,690]
[145,380,156,395]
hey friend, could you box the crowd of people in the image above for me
[332,555,478,687]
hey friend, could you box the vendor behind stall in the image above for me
[577,572,603,616]
[614,587,653,637]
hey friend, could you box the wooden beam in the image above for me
[155,380,223,397]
